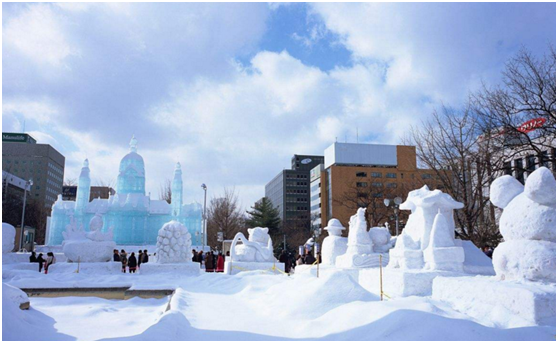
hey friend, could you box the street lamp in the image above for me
[201,183,207,250]
[383,196,402,236]
[19,179,33,251]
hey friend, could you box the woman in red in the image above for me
[216,253,225,273]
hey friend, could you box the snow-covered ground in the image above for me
[3,270,555,340]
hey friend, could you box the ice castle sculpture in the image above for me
[47,136,203,246]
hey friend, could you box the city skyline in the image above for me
[2,2,555,210]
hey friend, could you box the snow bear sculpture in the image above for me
[231,227,274,262]
[321,219,348,265]
[490,167,556,282]
[2,223,16,254]
[155,221,192,263]
[62,213,116,262]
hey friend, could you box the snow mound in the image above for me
[3,223,16,253]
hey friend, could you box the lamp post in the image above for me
[19,179,33,251]
[383,196,402,236]
[201,183,207,250]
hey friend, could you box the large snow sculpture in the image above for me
[62,213,116,262]
[155,220,192,263]
[3,223,16,254]
[321,219,348,265]
[423,210,465,272]
[231,227,274,262]
[490,167,556,282]
[336,208,383,268]
[388,185,464,270]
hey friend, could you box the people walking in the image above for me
[120,249,128,273]
[216,253,224,273]
[128,252,137,273]
[37,253,45,273]
[113,249,121,262]
[45,252,56,274]
[205,251,214,272]
[142,250,149,264]
[29,252,37,263]
[138,250,143,269]
[197,250,204,264]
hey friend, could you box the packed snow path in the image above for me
[3,271,555,340]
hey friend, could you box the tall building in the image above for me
[265,154,324,230]
[315,142,440,230]
[2,132,65,210]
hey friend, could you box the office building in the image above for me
[265,155,324,230]
[62,185,116,201]
[2,132,65,210]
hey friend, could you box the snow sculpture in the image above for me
[62,213,116,262]
[369,225,392,253]
[155,220,192,263]
[490,167,556,282]
[231,227,274,262]
[321,219,348,265]
[2,223,16,254]
[336,208,380,268]
[388,185,464,270]
[423,210,465,272]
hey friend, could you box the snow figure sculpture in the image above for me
[336,208,381,268]
[388,185,464,270]
[155,221,192,263]
[423,210,465,272]
[321,219,348,265]
[490,167,556,282]
[369,225,392,253]
[62,213,116,262]
[2,223,16,254]
[231,227,274,262]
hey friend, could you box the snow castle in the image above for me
[47,136,202,246]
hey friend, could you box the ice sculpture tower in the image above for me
[75,159,91,213]
[47,136,203,246]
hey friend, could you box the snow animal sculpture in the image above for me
[155,220,193,263]
[388,186,464,270]
[62,213,116,262]
[369,224,392,253]
[336,208,381,268]
[321,219,348,265]
[490,167,556,282]
[230,227,274,262]
[2,223,16,253]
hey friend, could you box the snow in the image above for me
[155,221,192,263]
[62,214,116,263]
[231,227,275,262]
[493,240,556,282]
[459,240,495,275]
[423,211,464,272]
[489,175,524,208]
[321,219,348,265]
[3,222,16,253]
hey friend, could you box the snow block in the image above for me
[358,268,461,297]
[48,262,122,275]
[2,252,67,265]
[63,240,116,263]
[424,246,465,272]
[493,240,556,282]
[140,262,200,276]
[224,261,285,275]
[433,275,556,328]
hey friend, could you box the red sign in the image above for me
[518,118,546,133]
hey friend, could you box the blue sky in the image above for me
[2,2,556,209]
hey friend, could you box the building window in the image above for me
[539,151,551,169]
[371,172,382,178]
[386,173,396,179]
[386,183,397,188]
[356,182,368,187]
[503,161,512,175]
[515,158,524,184]
[421,174,433,180]
[526,155,536,173]
[356,172,367,177]
[372,182,383,188]
[373,193,383,198]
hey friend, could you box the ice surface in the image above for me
[2,222,15,253]
[155,221,192,263]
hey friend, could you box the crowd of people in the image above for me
[29,251,56,273]
[114,249,149,273]
[191,249,227,272]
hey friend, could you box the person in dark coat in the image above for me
[113,249,121,262]
[197,251,204,263]
[37,253,45,273]
[304,252,316,265]
[143,250,149,263]
[128,252,137,273]
[29,252,37,263]
[205,251,214,272]
[138,250,143,269]
[279,250,290,273]
[120,250,128,273]
[192,249,197,262]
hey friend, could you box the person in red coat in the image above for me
[216,253,225,273]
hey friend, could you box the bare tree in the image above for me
[63,178,77,186]
[159,179,172,204]
[404,105,500,247]
[95,178,115,189]
[206,188,246,249]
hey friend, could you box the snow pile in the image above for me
[321,219,348,265]
[389,186,464,271]
[459,240,495,275]
[3,223,16,253]
[62,214,116,262]
[231,227,274,262]
[155,221,192,263]
[490,167,556,282]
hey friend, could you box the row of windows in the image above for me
[286,206,309,211]
[503,151,554,184]
[286,197,307,203]
[4,160,43,165]
[286,174,308,180]
[286,189,308,194]
[355,171,436,180]
[286,181,308,186]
